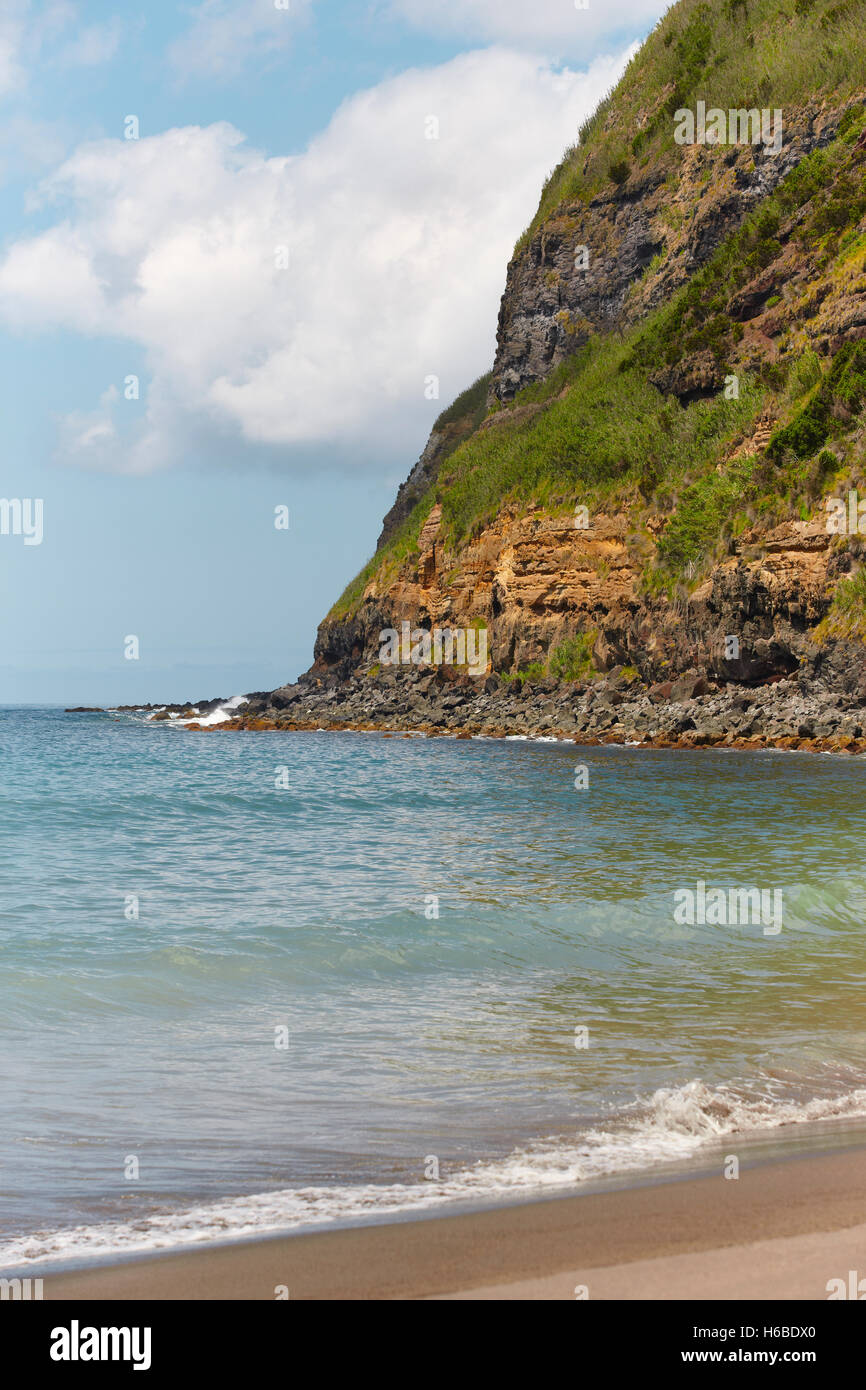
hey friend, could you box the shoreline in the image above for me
[34,1143,866,1300]
[87,698,866,755]
[116,666,866,755]
[196,713,866,755]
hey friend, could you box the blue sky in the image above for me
[0,0,665,704]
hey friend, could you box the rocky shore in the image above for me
[173,666,866,754]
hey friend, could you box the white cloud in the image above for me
[388,0,668,52]
[59,386,119,464]
[169,0,315,79]
[0,1,30,97]
[0,114,68,182]
[0,1,122,101]
[0,45,633,473]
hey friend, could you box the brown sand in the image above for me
[37,1146,866,1300]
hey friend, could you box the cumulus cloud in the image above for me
[387,0,668,52]
[0,45,633,472]
[169,0,315,79]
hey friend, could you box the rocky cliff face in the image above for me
[312,504,866,696]
[376,374,492,550]
[377,429,448,549]
[297,2,866,718]
[490,101,849,402]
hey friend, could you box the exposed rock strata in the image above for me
[312,512,864,694]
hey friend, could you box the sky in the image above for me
[0,0,667,704]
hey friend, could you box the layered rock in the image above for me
[312,506,866,694]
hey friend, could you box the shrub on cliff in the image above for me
[549,632,598,682]
[767,342,866,463]
[816,566,866,643]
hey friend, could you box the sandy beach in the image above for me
[39,1145,866,1301]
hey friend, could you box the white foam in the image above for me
[5,1077,866,1270]
[174,695,248,727]
[181,706,229,726]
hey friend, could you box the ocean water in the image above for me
[2,706,866,1270]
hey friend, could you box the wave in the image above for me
[5,1076,866,1271]
[140,694,249,728]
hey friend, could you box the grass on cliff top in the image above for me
[433,372,492,431]
[632,104,866,371]
[517,0,866,254]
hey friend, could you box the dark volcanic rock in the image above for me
[649,351,725,403]
[489,104,849,402]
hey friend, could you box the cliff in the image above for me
[284,0,866,722]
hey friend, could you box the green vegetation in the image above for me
[654,437,841,581]
[767,341,866,462]
[496,632,599,683]
[329,376,492,618]
[548,631,598,681]
[496,629,610,683]
[433,342,761,551]
[633,118,866,375]
[500,662,546,684]
[328,1,866,637]
[817,566,866,642]
[787,350,823,399]
[655,455,765,575]
[332,111,866,622]
[433,372,492,431]
[516,0,866,253]
[329,490,436,619]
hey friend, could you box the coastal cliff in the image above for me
[220,0,866,744]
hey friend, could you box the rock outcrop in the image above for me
[311,509,866,696]
[489,103,853,403]
[202,668,866,756]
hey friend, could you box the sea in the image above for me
[1,704,865,1271]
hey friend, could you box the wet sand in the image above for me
[39,1145,866,1300]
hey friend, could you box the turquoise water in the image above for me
[2,707,866,1267]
